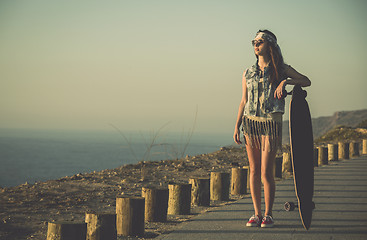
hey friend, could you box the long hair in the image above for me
[256,29,285,86]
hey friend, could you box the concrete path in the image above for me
[157,155,367,240]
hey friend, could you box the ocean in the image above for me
[0,128,232,188]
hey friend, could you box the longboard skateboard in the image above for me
[284,85,315,230]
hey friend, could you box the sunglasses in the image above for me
[251,40,264,47]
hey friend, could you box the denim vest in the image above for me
[244,62,287,117]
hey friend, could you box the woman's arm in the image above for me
[233,72,248,144]
[284,65,311,87]
[274,65,311,99]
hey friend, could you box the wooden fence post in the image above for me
[189,178,210,206]
[85,212,116,240]
[328,144,338,162]
[142,187,169,222]
[338,142,350,160]
[167,183,191,215]
[231,168,247,195]
[350,142,360,158]
[318,146,328,166]
[362,139,367,155]
[242,166,250,191]
[313,147,318,167]
[210,172,230,201]
[282,152,292,173]
[47,221,87,240]
[363,139,367,155]
[116,196,145,237]
[274,156,283,179]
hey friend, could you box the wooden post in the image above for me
[116,196,145,237]
[318,146,328,166]
[231,168,247,195]
[313,147,319,167]
[210,172,230,201]
[338,142,350,160]
[363,139,367,155]
[47,221,87,240]
[350,142,360,158]
[141,187,169,222]
[189,178,210,206]
[328,144,338,162]
[85,212,116,240]
[243,166,249,190]
[274,156,283,179]
[242,166,250,191]
[167,183,191,215]
[282,152,292,173]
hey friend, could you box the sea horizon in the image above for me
[0,128,233,188]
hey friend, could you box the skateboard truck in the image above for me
[284,201,315,212]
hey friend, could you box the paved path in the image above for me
[157,155,367,240]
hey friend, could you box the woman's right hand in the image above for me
[233,128,242,145]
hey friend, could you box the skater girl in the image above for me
[233,30,311,228]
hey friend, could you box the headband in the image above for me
[254,32,277,44]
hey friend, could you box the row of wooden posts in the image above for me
[46,139,367,239]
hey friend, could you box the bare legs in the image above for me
[261,137,276,217]
[245,135,276,217]
[246,139,262,217]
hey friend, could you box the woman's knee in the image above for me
[261,170,274,183]
[249,161,261,177]
[250,167,261,178]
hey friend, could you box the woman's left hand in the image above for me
[274,79,287,99]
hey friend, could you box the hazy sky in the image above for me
[1,0,366,134]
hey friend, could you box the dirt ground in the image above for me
[0,146,255,240]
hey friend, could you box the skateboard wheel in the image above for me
[284,202,296,211]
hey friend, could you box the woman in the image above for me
[233,30,311,228]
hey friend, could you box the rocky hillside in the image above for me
[282,109,367,143]
[314,125,367,144]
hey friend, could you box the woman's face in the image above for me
[252,38,268,56]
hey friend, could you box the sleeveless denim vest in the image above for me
[244,62,287,117]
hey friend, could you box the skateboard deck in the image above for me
[288,85,314,230]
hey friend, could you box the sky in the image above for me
[1,0,366,135]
